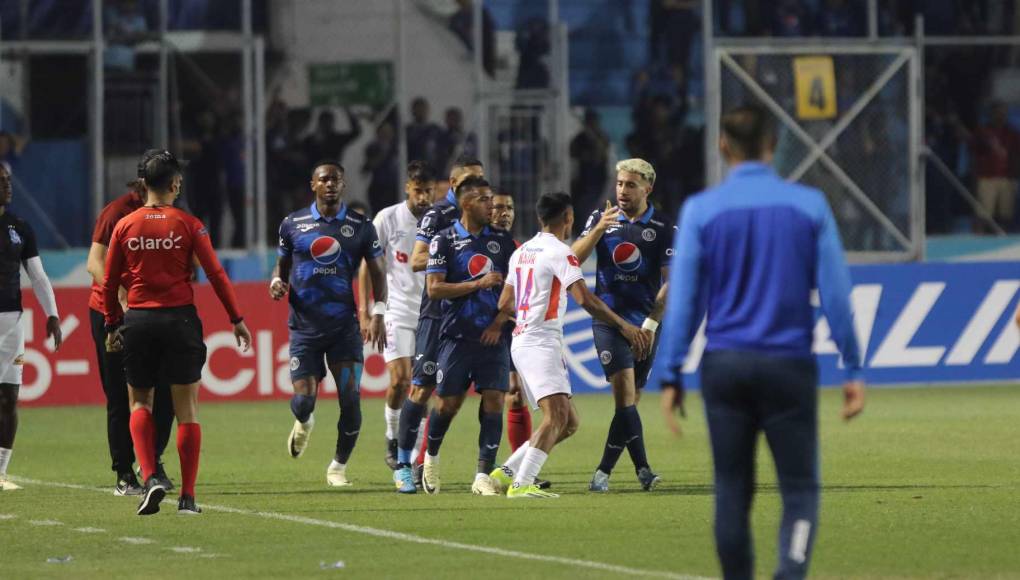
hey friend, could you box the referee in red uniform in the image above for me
[86,149,175,495]
[103,151,251,516]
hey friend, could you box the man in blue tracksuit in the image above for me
[655,105,866,580]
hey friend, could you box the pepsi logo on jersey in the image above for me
[310,236,341,275]
[468,254,494,279]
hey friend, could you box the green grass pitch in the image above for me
[2,386,1019,579]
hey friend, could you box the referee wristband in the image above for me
[231,317,244,325]
[641,318,659,333]
[371,302,387,317]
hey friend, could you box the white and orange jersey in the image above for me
[506,232,585,346]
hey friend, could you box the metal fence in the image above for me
[708,43,923,261]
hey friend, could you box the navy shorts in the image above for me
[435,338,510,397]
[592,322,660,389]
[412,317,442,386]
[289,321,363,382]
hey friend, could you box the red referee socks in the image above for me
[129,408,157,481]
[507,406,532,452]
[177,423,202,497]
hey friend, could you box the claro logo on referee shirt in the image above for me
[126,231,183,251]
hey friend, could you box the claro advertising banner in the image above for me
[17,262,1020,406]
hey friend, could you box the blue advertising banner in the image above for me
[562,262,1020,392]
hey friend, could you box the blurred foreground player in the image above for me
[86,149,175,496]
[103,151,251,515]
[572,158,672,492]
[358,161,435,470]
[271,162,387,487]
[655,105,865,579]
[489,193,647,498]
[0,164,62,491]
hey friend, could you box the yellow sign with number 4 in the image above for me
[794,56,837,120]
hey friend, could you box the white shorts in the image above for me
[0,312,25,385]
[384,320,416,363]
[511,341,571,411]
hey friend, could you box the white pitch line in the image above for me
[119,537,155,545]
[73,527,107,533]
[10,476,712,580]
[28,519,64,526]
[168,547,202,554]
[0,514,18,520]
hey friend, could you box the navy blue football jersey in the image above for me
[425,221,514,341]
[278,202,383,337]
[581,204,675,325]
[415,189,461,320]
[0,211,39,313]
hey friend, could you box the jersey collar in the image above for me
[454,219,490,239]
[617,203,654,224]
[310,201,347,223]
[727,161,773,178]
[446,188,458,208]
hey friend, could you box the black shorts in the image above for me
[592,321,660,389]
[122,305,207,388]
[412,317,442,386]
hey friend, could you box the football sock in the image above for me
[176,422,201,497]
[289,394,316,424]
[597,409,627,475]
[513,447,548,488]
[416,415,430,465]
[410,418,426,464]
[0,447,11,476]
[477,411,503,474]
[507,406,532,451]
[397,400,426,465]
[621,405,649,470]
[129,408,157,481]
[502,441,531,475]
[335,390,362,465]
[384,405,401,440]
[425,409,453,456]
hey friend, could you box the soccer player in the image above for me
[271,161,387,487]
[655,105,865,579]
[357,161,435,470]
[391,156,483,493]
[572,158,674,492]
[86,149,175,496]
[0,163,62,491]
[488,192,648,498]
[419,176,513,495]
[103,150,251,515]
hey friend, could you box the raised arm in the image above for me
[571,203,620,263]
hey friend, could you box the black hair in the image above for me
[142,150,183,193]
[407,160,437,183]
[455,175,490,199]
[721,104,775,160]
[492,190,514,200]
[536,192,572,226]
[450,155,483,171]
[311,160,345,177]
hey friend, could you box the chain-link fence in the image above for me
[711,46,922,260]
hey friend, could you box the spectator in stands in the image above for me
[964,101,1020,233]
[570,109,610,237]
[449,0,495,76]
[104,0,149,71]
[303,108,362,168]
[649,0,698,72]
[362,121,399,212]
[436,107,477,178]
[405,97,443,170]
[925,99,964,234]
[219,114,246,248]
[184,110,226,246]
[815,0,865,36]
[515,17,551,89]
[773,0,814,36]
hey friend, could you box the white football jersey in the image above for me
[506,232,585,346]
[373,202,425,328]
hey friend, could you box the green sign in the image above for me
[308,62,393,109]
